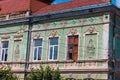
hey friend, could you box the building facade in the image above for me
[0,0,120,80]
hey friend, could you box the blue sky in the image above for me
[52,0,72,4]
[112,0,120,8]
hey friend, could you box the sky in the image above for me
[52,0,120,8]
[112,0,120,8]
[52,0,72,4]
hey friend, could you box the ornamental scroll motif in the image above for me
[49,31,59,37]
[84,26,99,34]
[14,30,23,40]
[1,35,10,39]
[67,28,78,35]
[33,32,41,39]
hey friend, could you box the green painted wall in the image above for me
[31,13,110,79]
[0,24,28,64]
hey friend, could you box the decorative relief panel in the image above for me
[83,26,99,59]
[12,40,22,68]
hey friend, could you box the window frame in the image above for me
[48,37,59,61]
[0,41,9,62]
[33,39,43,61]
[67,35,79,61]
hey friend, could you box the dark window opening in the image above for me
[67,35,78,61]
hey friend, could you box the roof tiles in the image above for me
[0,0,110,15]
[35,0,111,14]
[0,0,53,15]
[0,0,30,15]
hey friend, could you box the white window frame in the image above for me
[0,41,9,62]
[33,39,42,61]
[48,38,58,61]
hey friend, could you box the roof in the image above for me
[0,0,30,15]
[35,0,111,14]
[0,0,54,15]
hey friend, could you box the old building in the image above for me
[0,0,120,80]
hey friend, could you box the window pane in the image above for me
[49,47,53,59]
[68,36,74,44]
[54,46,58,60]
[2,41,8,48]
[34,39,42,47]
[74,35,78,44]
[50,37,58,45]
[34,48,37,60]
[1,49,4,61]
[5,53,7,61]
[68,53,72,60]
[5,49,8,61]
[38,47,42,60]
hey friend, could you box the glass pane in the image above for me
[5,49,8,61]
[49,47,53,59]
[34,39,42,47]
[68,44,73,53]
[74,35,78,43]
[1,49,4,61]
[68,36,73,44]
[2,41,8,48]
[34,48,37,60]
[38,47,42,60]
[68,53,72,60]
[68,44,73,60]
[50,37,58,45]
[54,46,58,60]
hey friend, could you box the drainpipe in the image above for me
[24,10,33,78]
[111,11,116,80]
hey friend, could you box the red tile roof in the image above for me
[0,0,54,15]
[0,0,30,15]
[35,0,111,14]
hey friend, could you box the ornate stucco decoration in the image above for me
[49,30,59,37]
[14,31,23,40]
[1,34,10,39]
[84,26,99,34]
[67,28,78,36]
[33,32,41,39]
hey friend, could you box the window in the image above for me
[33,39,42,61]
[67,35,78,61]
[49,37,58,60]
[0,41,9,61]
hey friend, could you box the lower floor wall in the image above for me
[17,73,108,80]
[62,73,108,80]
